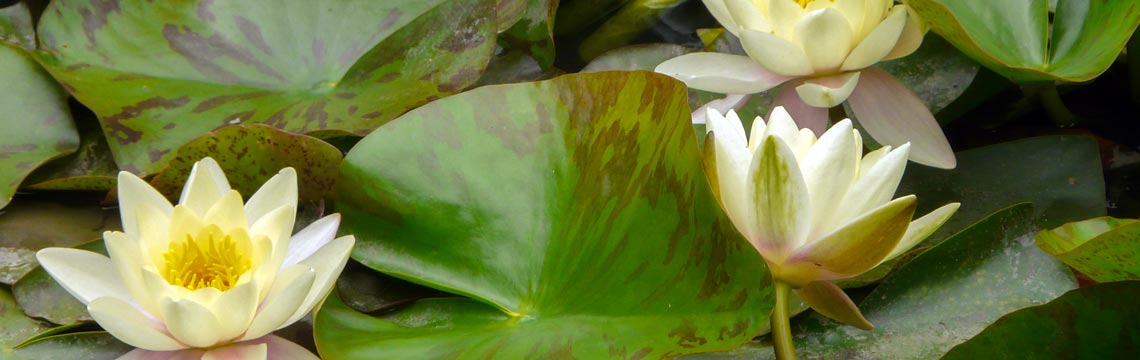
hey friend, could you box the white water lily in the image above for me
[659,0,957,169]
[36,158,355,360]
[704,106,957,328]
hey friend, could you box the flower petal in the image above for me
[179,158,231,216]
[117,171,173,236]
[795,8,853,73]
[263,335,320,360]
[761,106,803,151]
[702,0,739,35]
[691,94,751,125]
[283,214,341,268]
[832,0,867,35]
[841,5,907,71]
[773,82,829,134]
[781,195,916,285]
[846,67,956,169]
[768,0,806,36]
[241,265,316,341]
[244,167,298,225]
[202,190,249,234]
[211,278,260,342]
[739,29,815,77]
[116,348,205,360]
[655,52,794,94]
[710,111,760,242]
[749,135,811,260]
[798,120,859,236]
[703,133,723,206]
[724,0,772,32]
[883,6,927,61]
[35,248,129,305]
[283,235,355,326]
[88,296,185,351]
[794,281,872,330]
[835,143,909,222]
[160,297,225,348]
[201,342,267,360]
[883,202,960,261]
[795,71,861,108]
[104,231,158,314]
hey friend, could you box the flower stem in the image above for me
[1037,83,1077,127]
[772,281,798,360]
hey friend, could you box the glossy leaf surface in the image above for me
[1036,217,1140,282]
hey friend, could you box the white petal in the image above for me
[117,172,173,236]
[283,235,355,326]
[795,71,861,108]
[202,190,249,234]
[655,52,794,94]
[749,135,811,260]
[104,231,158,314]
[762,106,803,151]
[841,5,907,71]
[883,202,960,261]
[35,248,129,305]
[88,297,185,351]
[795,8,853,73]
[703,0,740,35]
[725,0,772,32]
[799,120,859,236]
[710,111,758,240]
[834,143,910,227]
[884,6,927,61]
[179,158,231,216]
[244,167,298,225]
[691,94,751,125]
[846,68,956,168]
[160,297,225,348]
[283,214,341,267]
[739,29,815,77]
[212,279,259,342]
[707,108,748,149]
[249,205,298,275]
[241,265,315,341]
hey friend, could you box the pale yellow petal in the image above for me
[203,190,249,234]
[35,248,129,305]
[794,71,861,107]
[739,29,815,77]
[725,0,772,32]
[245,167,298,225]
[241,265,316,341]
[749,135,811,260]
[160,297,225,348]
[883,6,928,60]
[117,171,173,236]
[89,297,185,351]
[283,236,355,326]
[179,158,230,216]
[795,8,853,73]
[841,5,907,71]
[798,120,859,237]
[883,202,960,261]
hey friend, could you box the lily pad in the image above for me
[0,198,119,284]
[0,1,34,50]
[685,204,1078,359]
[335,260,452,315]
[36,0,499,175]
[0,287,49,357]
[942,281,1140,359]
[12,240,106,325]
[0,45,78,209]
[897,135,1105,245]
[149,124,343,203]
[578,0,687,61]
[318,71,771,358]
[11,332,130,360]
[498,0,557,69]
[21,108,119,192]
[1036,216,1140,282]
[908,0,1140,83]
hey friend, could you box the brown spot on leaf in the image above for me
[79,0,120,46]
[162,24,284,84]
[104,96,190,143]
[668,322,708,348]
[192,91,272,113]
[234,16,273,55]
[438,19,488,53]
[197,0,215,22]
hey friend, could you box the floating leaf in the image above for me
[335,260,451,314]
[318,71,771,358]
[908,0,1140,83]
[0,1,34,50]
[21,108,118,192]
[499,0,557,69]
[12,240,105,325]
[11,332,130,360]
[685,204,1078,359]
[0,198,119,284]
[578,0,687,61]
[0,287,50,357]
[0,45,78,209]
[943,281,1140,359]
[37,0,499,175]
[1036,216,1140,282]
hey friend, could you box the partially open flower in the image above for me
[36,158,355,359]
[704,106,957,327]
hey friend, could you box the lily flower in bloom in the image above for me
[704,107,957,359]
[659,0,957,169]
[36,158,355,360]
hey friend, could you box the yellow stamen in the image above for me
[162,227,251,291]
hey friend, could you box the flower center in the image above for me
[162,228,251,291]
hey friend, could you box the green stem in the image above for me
[772,281,797,360]
[1037,83,1077,127]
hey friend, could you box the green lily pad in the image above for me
[685,204,1078,359]
[908,0,1140,83]
[0,287,50,357]
[21,110,119,192]
[149,124,342,203]
[318,71,771,358]
[0,45,78,209]
[1036,217,1140,282]
[13,240,106,325]
[578,0,687,61]
[0,198,119,284]
[943,281,1140,359]
[581,43,693,73]
[36,0,499,176]
[499,0,557,70]
[0,1,34,50]
[335,260,452,314]
[897,135,1105,246]
[11,332,130,360]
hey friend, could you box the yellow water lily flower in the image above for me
[36,158,355,359]
[703,107,957,341]
[659,0,957,169]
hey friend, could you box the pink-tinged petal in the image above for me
[283,214,341,268]
[118,172,173,236]
[749,136,811,261]
[284,236,355,326]
[773,82,829,134]
[262,335,319,360]
[160,297,225,348]
[739,29,815,77]
[883,6,928,61]
[179,158,231,216]
[35,248,129,305]
[691,94,751,125]
[89,297,185,351]
[241,265,315,341]
[795,281,872,330]
[847,68,956,169]
[841,5,907,71]
[244,167,298,225]
[655,52,794,94]
[794,8,853,73]
[781,195,916,286]
[795,72,861,108]
[116,348,205,360]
